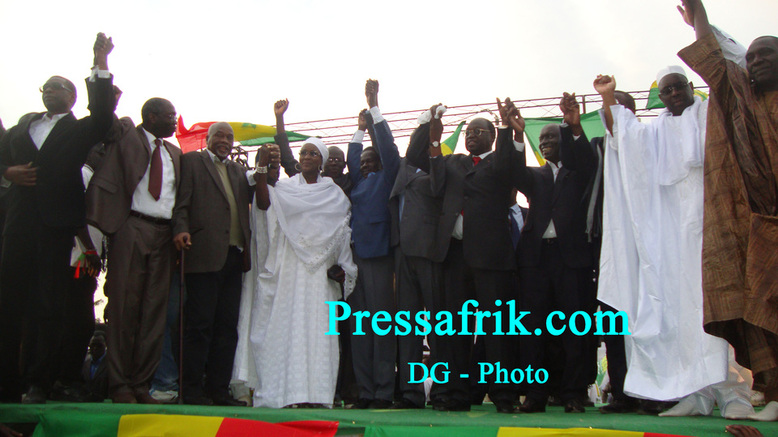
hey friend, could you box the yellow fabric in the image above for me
[228,122,277,142]
[117,414,222,437]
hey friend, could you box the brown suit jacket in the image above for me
[85,119,182,234]
[172,150,251,273]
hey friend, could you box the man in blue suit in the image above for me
[346,79,400,409]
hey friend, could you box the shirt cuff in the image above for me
[246,169,257,186]
[369,106,384,124]
[514,141,525,152]
[89,66,111,82]
[352,130,365,144]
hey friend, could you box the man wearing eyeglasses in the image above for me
[593,46,753,416]
[0,33,115,404]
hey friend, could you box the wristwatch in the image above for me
[431,141,440,148]
[256,166,268,174]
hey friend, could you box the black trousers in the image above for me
[181,246,243,398]
[433,239,517,405]
[519,239,593,403]
[55,269,98,384]
[0,211,74,400]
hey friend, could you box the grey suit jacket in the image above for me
[389,159,442,260]
[172,150,251,273]
[86,119,182,234]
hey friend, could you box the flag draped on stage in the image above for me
[117,415,339,437]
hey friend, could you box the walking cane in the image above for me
[178,248,185,405]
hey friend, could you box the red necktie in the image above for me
[148,139,163,201]
[472,156,481,166]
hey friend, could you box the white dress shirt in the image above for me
[131,129,176,219]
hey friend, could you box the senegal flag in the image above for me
[645,80,709,110]
[175,117,309,153]
[117,415,338,437]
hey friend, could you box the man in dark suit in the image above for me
[0,33,115,404]
[86,96,181,404]
[347,80,401,409]
[406,102,524,413]
[388,122,443,409]
[172,122,252,406]
[502,94,597,414]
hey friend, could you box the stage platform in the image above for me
[1,402,776,436]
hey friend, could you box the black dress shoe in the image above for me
[389,398,425,409]
[22,385,47,404]
[369,399,393,409]
[348,398,372,409]
[518,398,546,413]
[437,399,471,412]
[212,395,247,407]
[183,394,214,406]
[564,399,585,413]
[493,400,518,414]
[599,398,639,414]
[49,381,90,403]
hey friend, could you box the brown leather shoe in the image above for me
[135,391,161,404]
[111,392,137,404]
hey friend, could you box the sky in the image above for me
[1,0,776,142]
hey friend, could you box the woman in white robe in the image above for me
[246,138,356,408]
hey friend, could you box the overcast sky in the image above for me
[1,0,775,138]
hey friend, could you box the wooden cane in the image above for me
[178,248,185,405]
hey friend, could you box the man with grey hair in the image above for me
[173,122,256,406]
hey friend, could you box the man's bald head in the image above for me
[747,36,778,92]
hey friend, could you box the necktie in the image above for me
[148,139,163,201]
[510,213,521,250]
[472,156,481,166]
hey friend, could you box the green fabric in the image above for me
[2,403,776,437]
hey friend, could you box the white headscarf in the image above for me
[304,137,329,163]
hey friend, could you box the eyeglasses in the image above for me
[39,82,73,93]
[658,81,689,96]
[465,128,490,138]
[299,150,321,158]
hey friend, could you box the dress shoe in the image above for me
[135,391,161,405]
[369,399,393,409]
[212,395,247,407]
[347,398,372,409]
[389,398,425,409]
[493,400,518,414]
[599,398,639,414]
[49,381,90,403]
[564,399,585,413]
[22,385,47,404]
[518,398,546,413]
[183,394,214,406]
[436,399,471,412]
[638,399,674,415]
[111,392,137,404]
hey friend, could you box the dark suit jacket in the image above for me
[407,125,517,270]
[0,76,114,230]
[501,124,596,269]
[172,150,252,273]
[85,120,182,234]
[348,120,400,259]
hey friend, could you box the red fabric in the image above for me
[175,116,214,153]
[148,139,163,200]
[215,419,338,437]
[472,156,481,166]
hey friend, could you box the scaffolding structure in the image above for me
[231,87,707,167]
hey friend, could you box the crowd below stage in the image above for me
[0,2,776,436]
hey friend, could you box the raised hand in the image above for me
[266,143,281,168]
[93,32,113,69]
[365,79,379,108]
[358,109,370,131]
[274,99,289,117]
[429,104,444,144]
[498,98,526,139]
[257,144,272,167]
[593,75,617,96]
[560,92,581,126]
